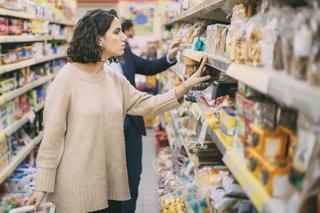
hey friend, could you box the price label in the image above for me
[198,122,208,146]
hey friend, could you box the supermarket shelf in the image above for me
[183,49,204,62]
[0,35,69,43]
[226,64,272,94]
[0,8,34,20]
[182,50,231,73]
[0,8,75,26]
[0,53,66,75]
[190,103,228,154]
[4,112,34,136]
[48,19,75,26]
[223,149,271,212]
[4,103,45,137]
[52,35,69,41]
[0,74,54,105]
[206,127,226,154]
[0,35,50,43]
[0,132,43,184]
[268,72,320,122]
[227,64,320,120]
[33,102,45,113]
[182,50,320,121]
[166,0,227,25]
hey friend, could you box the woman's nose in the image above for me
[121,32,127,42]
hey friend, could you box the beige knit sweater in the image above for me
[35,63,180,212]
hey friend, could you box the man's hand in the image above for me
[168,39,182,62]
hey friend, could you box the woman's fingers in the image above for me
[188,75,211,88]
[26,191,45,211]
[34,196,42,211]
[26,195,36,206]
[197,55,208,73]
[199,75,211,82]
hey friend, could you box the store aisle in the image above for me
[136,129,160,213]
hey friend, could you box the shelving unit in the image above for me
[165,0,297,207]
[0,74,55,105]
[0,2,73,207]
[182,50,320,121]
[0,53,66,75]
[0,132,43,184]
[3,102,45,137]
[166,0,227,26]
[182,101,278,212]
[0,8,75,26]
[0,35,69,43]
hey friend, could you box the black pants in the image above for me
[89,200,121,213]
[121,117,143,213]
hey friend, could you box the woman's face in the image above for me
[100,17,127,59]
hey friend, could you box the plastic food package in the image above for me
[290,113,319,189]
[206,24,228,56]
[246,14,265,66]
[248,124,288,160]
[278,8,296,75]
[226,3,248,61]
[293,10,313,80]
[246,148,290,197]
[307,9,320,86]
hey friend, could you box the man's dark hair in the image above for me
[121,19,133,33]
[67,9,119,64]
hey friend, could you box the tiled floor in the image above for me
[136,129,160,213]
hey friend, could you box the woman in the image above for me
[26,9,209,213]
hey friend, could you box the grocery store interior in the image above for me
[0,0,320,212]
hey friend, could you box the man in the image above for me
[105,19,180,213]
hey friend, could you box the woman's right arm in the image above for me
[27,74,70,209]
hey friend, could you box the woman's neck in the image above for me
[72,62,105,74]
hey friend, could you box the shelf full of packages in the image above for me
[161,1,320,213]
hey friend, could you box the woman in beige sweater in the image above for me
[26,9,209,213]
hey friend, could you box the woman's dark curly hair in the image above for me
[67,9,120,64]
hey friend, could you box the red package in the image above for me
[0,17,8,35]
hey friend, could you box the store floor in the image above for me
[136,129,160,213]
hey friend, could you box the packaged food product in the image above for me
[0,17,8,35]
[226,3,248,61]
[247,148,290,197]
[307,45,320,86]
[246,15,265,66]
[206,24,228,57]
[293,10,313,80]
[290,114,319,189]
[236,93,277,130]
[219,106,237,137]
[248,124,288,161]
[211,80,238,100]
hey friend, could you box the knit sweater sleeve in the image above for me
[116,71,180,116]
[35,74,70,193]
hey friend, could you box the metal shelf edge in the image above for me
[0,132,43,184]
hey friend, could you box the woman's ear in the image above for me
[97,38,104,48]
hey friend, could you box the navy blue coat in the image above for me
[122,44,176,136]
